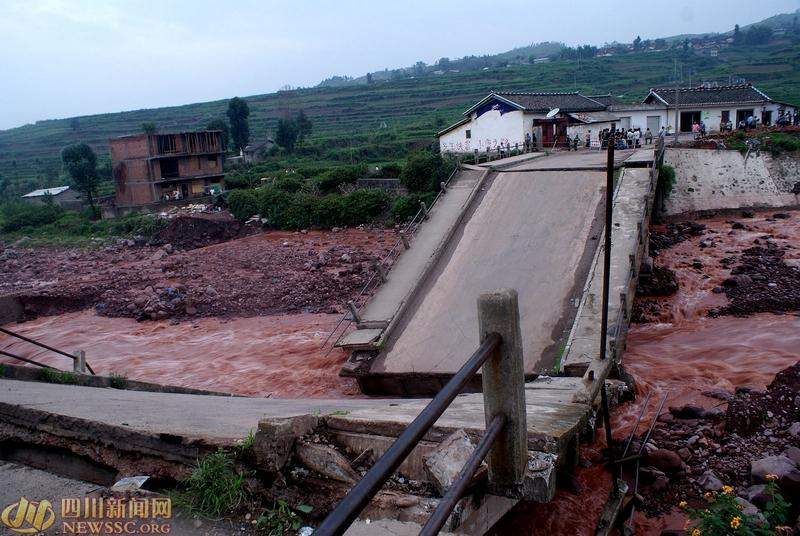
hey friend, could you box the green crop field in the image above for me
[2,40,800,197]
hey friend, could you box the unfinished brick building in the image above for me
[110,131,224,207]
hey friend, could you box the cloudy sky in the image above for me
[1,0,798,130]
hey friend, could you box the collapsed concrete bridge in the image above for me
[0,147,662,534]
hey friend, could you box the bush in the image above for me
[400,150,453,193]
[1,202,64,232]
[391,192,436,222]
[272,176,305,193]
[315,164,367,194]
[658,164,676,199]
[228,189,261,221]
[340,189,389,225]
[682,481,789,535]
[223,171,258,190]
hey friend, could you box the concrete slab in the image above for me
[359,169,487,327]
[336,328,383,349]
[501,149,635,171]
[372,168,605,376]
[477,152,545,169]
[624,148,656,166]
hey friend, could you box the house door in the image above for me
[646,115,661,132]
[180,183,189,199]
[679,111,701,132]
[539,122,554,147]
[762,110,772,126]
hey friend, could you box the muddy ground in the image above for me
[1,218,395,322]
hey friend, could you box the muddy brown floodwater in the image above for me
[0,310,360,398]
[495,210,800,535]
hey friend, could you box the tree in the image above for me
[744,25,773,46]
[654,38,667,49]
[733,24,742,44]
[61,143,100,216]
[206,118,230,150]
[69,118,80,132]
[274,118,298,153]
[295,110,313,144]
[141,122,157,134]
[366,72,374,84]
[400,150,444,193]
[633,35,642,51]
[227,97,250,152]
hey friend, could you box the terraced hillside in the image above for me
[2,41,800,195]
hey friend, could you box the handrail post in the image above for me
[477,288,527,493]
[73,350,86,374]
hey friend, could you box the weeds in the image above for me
[255,500,312,536]
[109,373,127,389]
[39,368,79,385]
[658,164,676,199]
[173,450,248,518]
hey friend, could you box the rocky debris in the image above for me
[254,416,319,473]
[649,222,706,255]
[712,241,800,317]
[1,228,393,321]
[295,442,360,484]
[153,215,244,250]
[630,362,800,517]
[423,429,479,495]
[636,265,678,297]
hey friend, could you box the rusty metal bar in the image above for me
[599,124,615,361]
[0,349,57,370]
[419,413,506,536]
[0,326,95,375]
[315,333,502,536]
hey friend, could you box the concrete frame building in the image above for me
[110,131,224,207]
[438,84,797,153]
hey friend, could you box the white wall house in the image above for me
[439,84,798,154]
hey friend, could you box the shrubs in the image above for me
[227,186,389,230]
[391,192,436,222]
[400,150,454,193]
[314,164,367,194]
[173,450,247,518]
[1,202,64,232]
[658,164,676,199]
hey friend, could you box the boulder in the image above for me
[784,446,800,466]
[253,415,319,473]
[295,442,359,484]
[751,455,797,483]
[699,470,723,491]
[669,405,706,419]
[789,422,800,438]
[646,449,683,473]
[423,429,479,495]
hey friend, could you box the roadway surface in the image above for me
[371,150,634,375]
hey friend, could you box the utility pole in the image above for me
[674,81,680,145]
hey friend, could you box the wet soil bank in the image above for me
[0,310,359,398]
[1,227,393,321]
[494,211,800,535]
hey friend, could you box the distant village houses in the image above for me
[438,84,798,152]
[110,130,225,209]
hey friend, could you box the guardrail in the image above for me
[0,326,95,375]
[316,288,527,536]
[322,165,461,350]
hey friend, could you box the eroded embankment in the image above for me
[494,211,800,535]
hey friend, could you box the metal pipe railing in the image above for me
[0,326,95,375]
[0,349,57,370]
[419,413,506,536]
[315,332,502,536]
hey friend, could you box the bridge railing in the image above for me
[322,165,461,350]
[316,288,527,536]
[0,326,95,375]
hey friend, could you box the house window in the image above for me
[207,155,217,167]
[466,129,471,139]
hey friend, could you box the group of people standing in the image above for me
[597,127,658,150]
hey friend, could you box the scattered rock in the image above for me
[646,449,683,473]
[295,442,360,484]
[698,470,723,491]
[423,429,480,495]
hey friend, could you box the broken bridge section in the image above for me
[342,150,640,396]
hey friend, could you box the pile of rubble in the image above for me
[627,362,800,526]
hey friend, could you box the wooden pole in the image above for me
[477,288,527,493]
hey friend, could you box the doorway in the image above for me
[679,111,701,132]
[646,115,661,133]
[736,109,754,125]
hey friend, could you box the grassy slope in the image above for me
[2,42,800,192]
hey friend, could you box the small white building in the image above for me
[439,84,797,153]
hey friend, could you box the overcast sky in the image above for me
[1,0,798,130]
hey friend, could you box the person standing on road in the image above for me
[585,130,591,148]
[525,132,532,152]
[645,128,653,144]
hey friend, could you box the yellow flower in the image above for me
[722,485,734,495]
[679,500,688,508]
[765,473,779,481]
[704,491,715,502]
[691,528,702,536]
[730,516,741,529]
